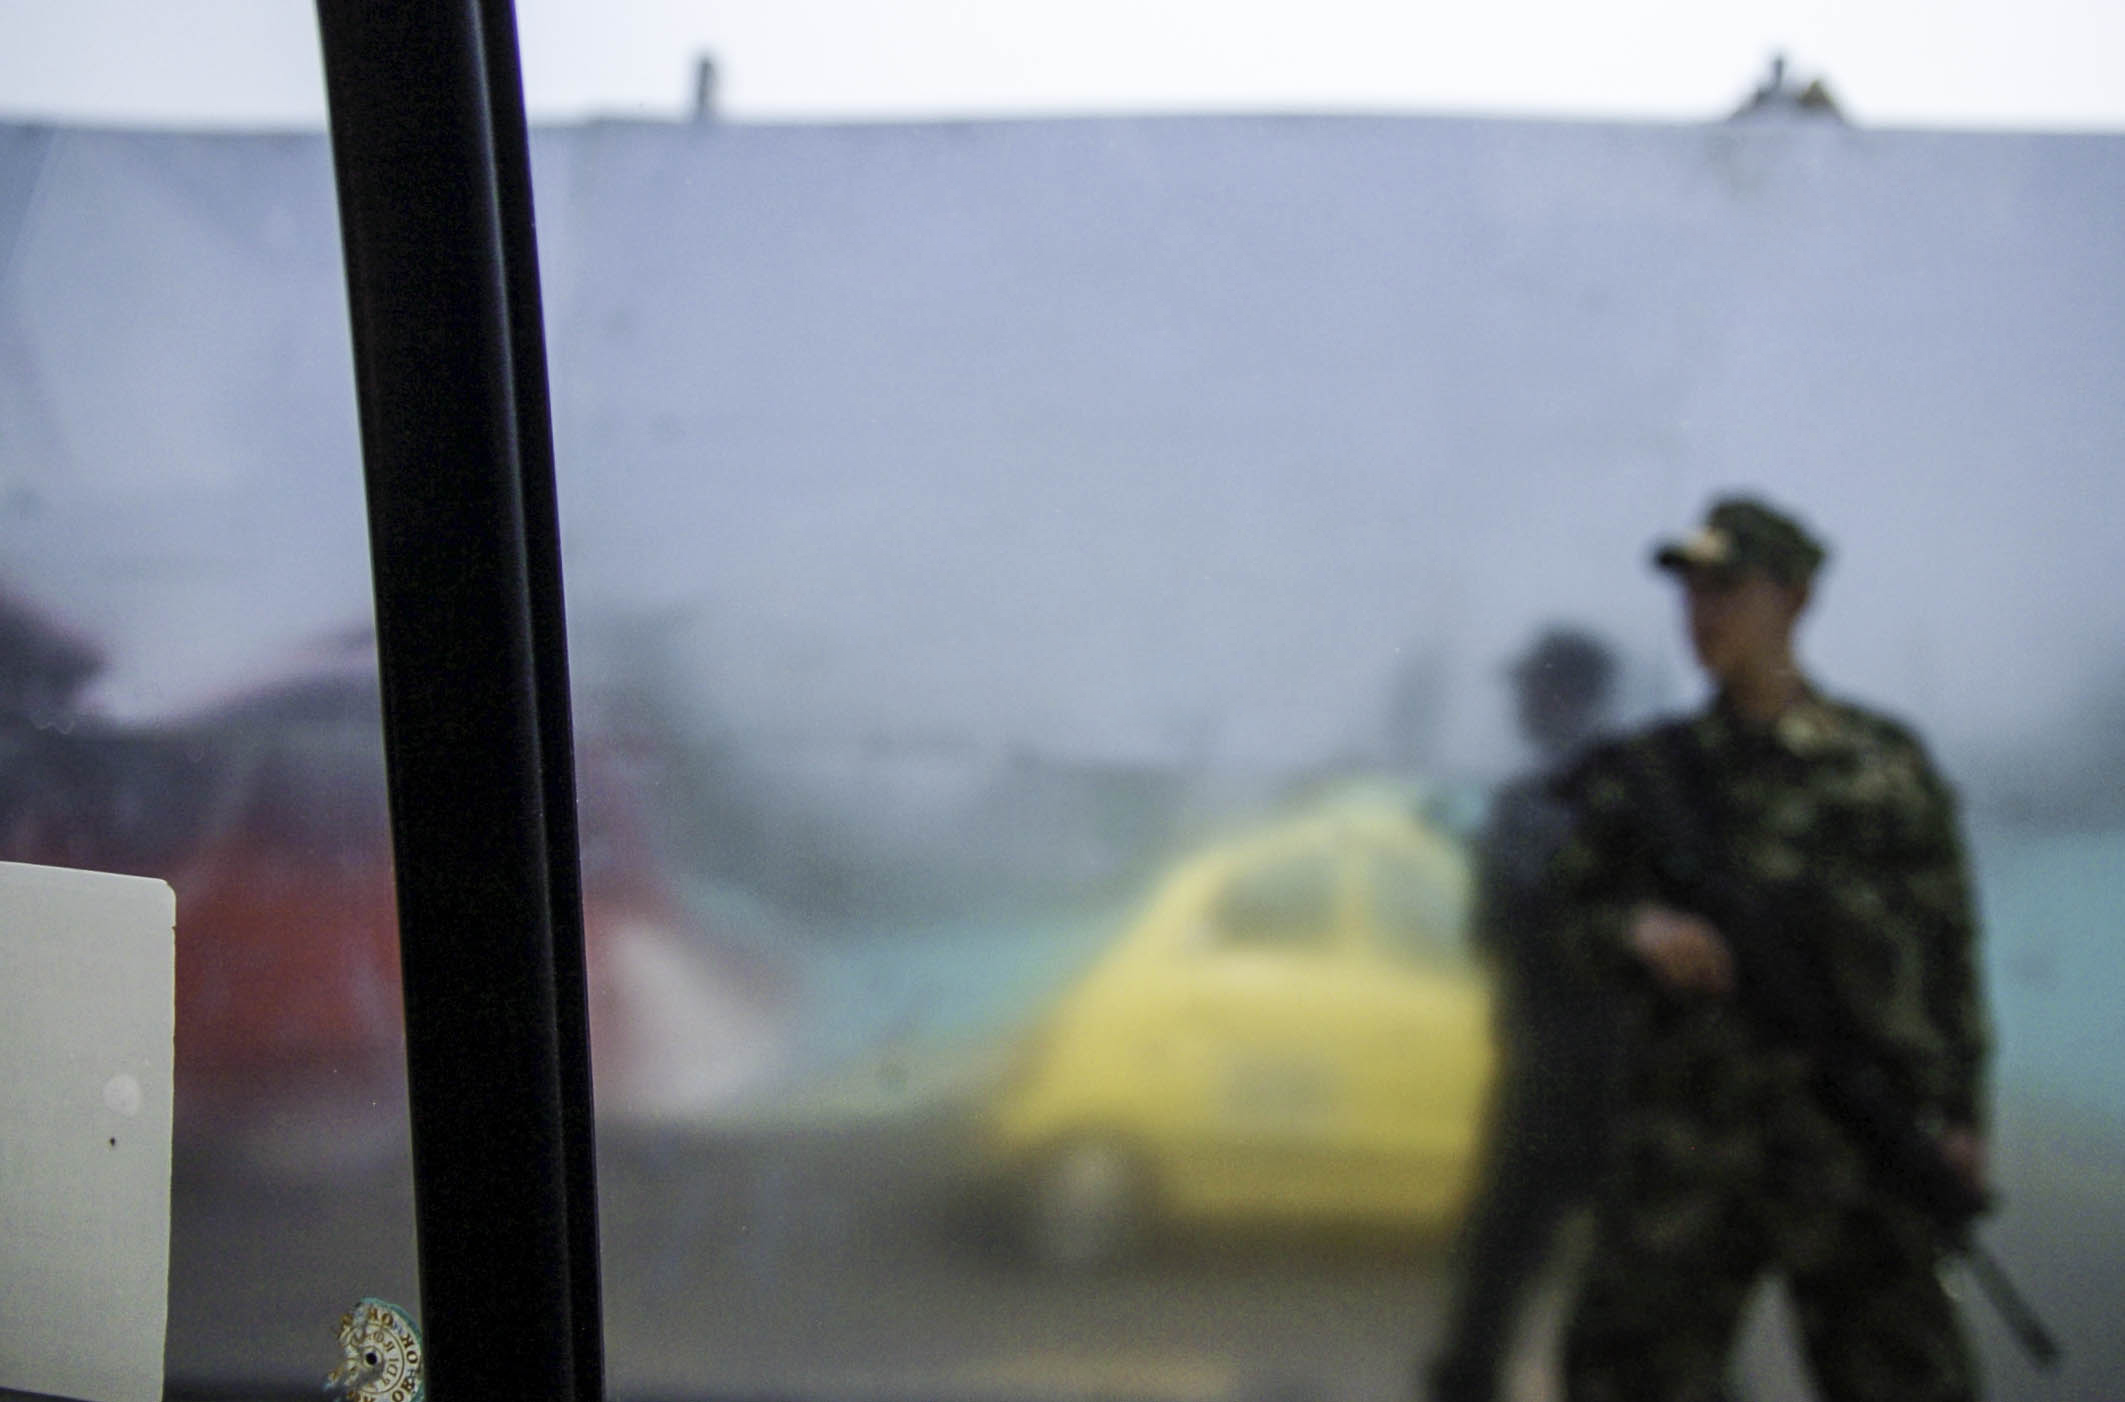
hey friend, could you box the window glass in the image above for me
[0,68,418,1399]
[524,102,2123,1402]
[3,17,2120,1402]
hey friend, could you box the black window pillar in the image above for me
[314,1,604,1397]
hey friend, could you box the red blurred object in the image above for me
[1,623,787,1177]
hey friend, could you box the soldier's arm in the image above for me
[1908,755,1991,1135]
[1547,747,1671,987]
[1550,735,1741,999]
[1820,726,1992,1136]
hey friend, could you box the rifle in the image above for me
[1619,734,2062,1370]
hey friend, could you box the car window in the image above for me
[1207,849,1339,951]
[1367,846,1466,965]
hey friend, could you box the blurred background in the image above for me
[2,4,2123,1400]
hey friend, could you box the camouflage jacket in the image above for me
[1551,688,1989,1143]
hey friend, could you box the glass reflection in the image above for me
[1,46,2120,1402]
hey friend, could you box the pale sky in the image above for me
[0,0,2121,131]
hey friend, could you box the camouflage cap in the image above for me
[1652,495,1827,585]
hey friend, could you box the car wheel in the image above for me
[1024,1137,1151,1269]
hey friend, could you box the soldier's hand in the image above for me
[1627,904,1735,996]
[1940,1124,1989,1198]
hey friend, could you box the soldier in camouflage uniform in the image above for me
[1552,497,1990,1402]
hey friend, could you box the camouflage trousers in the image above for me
[1562,1188,1977,1402]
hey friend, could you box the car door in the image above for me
[1334,833,1494,1221]
[1162,839,1366,1216]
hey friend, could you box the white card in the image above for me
[0,862,176,1402]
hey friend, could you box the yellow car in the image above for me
[984,792,1496,1265]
